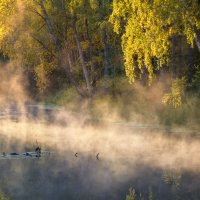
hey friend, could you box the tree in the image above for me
[68,0,93,96]
[0,0,91,95]
[110,0,200,83]
[0,0,119,97]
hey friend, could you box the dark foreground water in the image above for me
[0,154,200,200]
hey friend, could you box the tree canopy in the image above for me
[110,0,200,83]
[0,0,200,102]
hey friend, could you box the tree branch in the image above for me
[31,35,56,58]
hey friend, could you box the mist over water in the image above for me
[0,66,199,200]
[0,107,200,200]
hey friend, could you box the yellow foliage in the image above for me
[110,0,200,83]
[35,61,55,92]
[162,78,186,108]
[89,0,98,10]
[0,0,19,51]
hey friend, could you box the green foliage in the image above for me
[43,87,81,111]
[148,187,154,200]
[191,65,200,96]
[162,77,186,108]
[126,188,137,200]
[163,171,181,190]
[35,62,55,92]
[89,0,98,10]
[125,172,182,200]
[110,0,200,83]
[0,192,10,200]
[163,170,182,200]
[125,187,154,200]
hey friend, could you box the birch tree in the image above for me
[110,0,200,83]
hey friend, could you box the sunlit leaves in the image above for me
[110,0,200,83]
[0,0,17,50]
[89,0,98,10]
[126,188,137,200]
[162,77,186,108]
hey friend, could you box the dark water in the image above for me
[0,154,200,200]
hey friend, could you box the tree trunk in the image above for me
[85,18,97,91]
[188,19,200,53]
[35,1,86,96]
[65,53,86,97]
[38,0,62,58]
[102,28,110,78]
[171,36,176,78]
[195,35,200,53]
[71,15,92,97]
[97,0,110,79]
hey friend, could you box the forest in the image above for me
[0,0,199,100]
[0,0,200,200]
